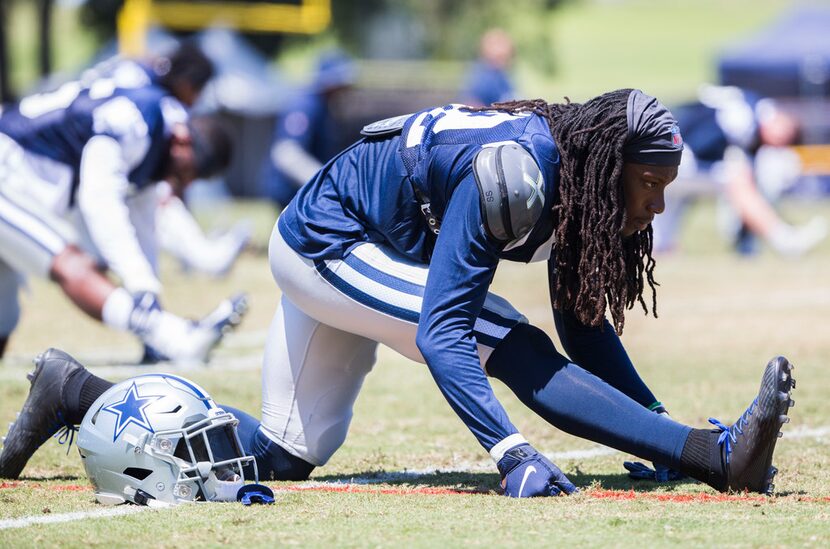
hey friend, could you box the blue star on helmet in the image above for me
[102,382,163,442]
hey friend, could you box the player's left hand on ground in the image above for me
[623,405,687,482]
[623,460,687,482]
[497,443,577,497]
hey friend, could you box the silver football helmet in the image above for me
[77,374,257,506]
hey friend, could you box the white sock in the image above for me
[101,288,135,331]
[768,217,829,257]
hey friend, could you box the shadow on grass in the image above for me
[312,469,699,494]
[16,474,86,482]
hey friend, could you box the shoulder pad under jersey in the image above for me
[360,113,413,137]
[472,142,545,244]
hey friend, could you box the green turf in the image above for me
[1,198,829,546]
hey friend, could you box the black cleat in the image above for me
[708,356,795,495]
[0,348,84,479]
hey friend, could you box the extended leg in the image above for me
[488,324,690,468]
[487,324,795,493]
[0,188,244,363]
[552,308,659,409]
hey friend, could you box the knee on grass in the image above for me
[253,429,315,481]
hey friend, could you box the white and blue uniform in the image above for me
[260,89,343,206]
[0,78,186,336]
[652,86,765,251]
[265,105,560,465]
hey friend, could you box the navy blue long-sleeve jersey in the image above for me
[278,104,561,452]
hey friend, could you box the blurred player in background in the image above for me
[82,43,252,278]
[259,50,355,207]
[460,28,517,107]
[154,180,252,278]
[3,91,796,499]
[0,46,245,362]
[653,84,827,255]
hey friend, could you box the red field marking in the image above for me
[0,481,87,492]
[283,484,830,503]
[588,489,770,503]
[3,481,830,503]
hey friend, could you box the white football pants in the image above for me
[262,223,526,466]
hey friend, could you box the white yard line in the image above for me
[0,505,147,530]
[789,425,830,439]
[0,351,263,382]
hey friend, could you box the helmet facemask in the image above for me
[148,408,257,503]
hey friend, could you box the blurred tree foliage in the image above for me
[80,0,561,68]
[79,0,122,41]
[332,0,560,69]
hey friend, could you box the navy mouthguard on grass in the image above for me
[237,484,275,505]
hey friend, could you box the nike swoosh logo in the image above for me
[518,465,536,497]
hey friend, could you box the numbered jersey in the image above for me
[280,104,560,265]
[0,79,182,209]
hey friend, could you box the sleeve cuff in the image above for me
[489,433,527,463]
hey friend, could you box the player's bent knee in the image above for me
[253,429,316,481]
[49,245,97,287]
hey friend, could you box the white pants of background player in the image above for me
[262,223,526,466]
[0,134,157,339]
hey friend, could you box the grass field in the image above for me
[1,198,829,547]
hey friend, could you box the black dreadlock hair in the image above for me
[474,90,658,334]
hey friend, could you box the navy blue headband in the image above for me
[623,90,683,166]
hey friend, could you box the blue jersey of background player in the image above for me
[461,28,517,107]
[0,84,179,201]
[0,62,242,365]
[260,51,355,206]
[672,86,764,169]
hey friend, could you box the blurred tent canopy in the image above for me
[718,5,830,99]
[718,4,830,162]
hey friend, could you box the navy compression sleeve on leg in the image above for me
[486,324,691,467]
[220,405,315,481]
[553,308,659,408]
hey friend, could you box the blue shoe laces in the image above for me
[52,411,78,455]
[708,397,758,464]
